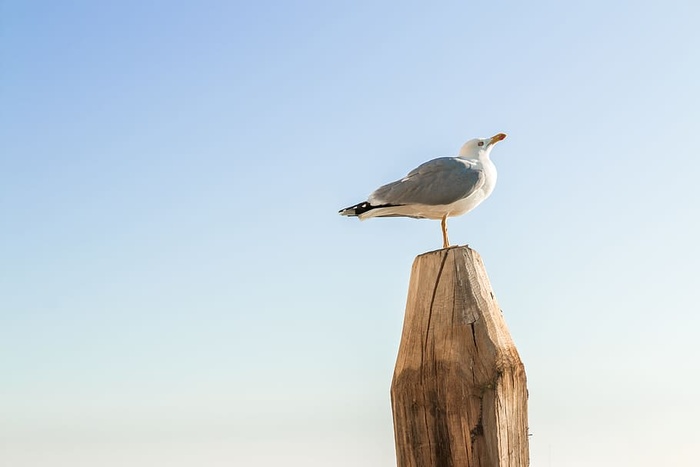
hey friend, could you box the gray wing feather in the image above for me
[369,157,484,206]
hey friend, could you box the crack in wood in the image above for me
[420,250,449,373]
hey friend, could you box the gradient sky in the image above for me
[2,1,699,466]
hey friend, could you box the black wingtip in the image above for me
[340,201,375,217]
[339,201,400,217]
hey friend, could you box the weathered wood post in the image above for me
[391,246,529,467]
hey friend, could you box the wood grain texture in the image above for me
[391,246,529,467]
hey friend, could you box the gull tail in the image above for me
[339,201,375,217]
[339,201,401,219]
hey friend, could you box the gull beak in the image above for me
[489,133,507,145]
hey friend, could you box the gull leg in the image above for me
[441,215,449,248]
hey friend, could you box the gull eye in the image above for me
[477,141,484,147]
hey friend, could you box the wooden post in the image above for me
[391,246,529,467]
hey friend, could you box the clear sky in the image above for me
[2,1,699,466]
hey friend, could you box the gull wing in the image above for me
[368,157,484,206]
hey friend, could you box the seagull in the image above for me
[339,133,506,248]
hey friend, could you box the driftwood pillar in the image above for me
[391,246,529,467]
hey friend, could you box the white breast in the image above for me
[445,158,497,217]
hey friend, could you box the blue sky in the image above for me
[2,1,699,466]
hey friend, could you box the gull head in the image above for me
[458,133,507,159]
